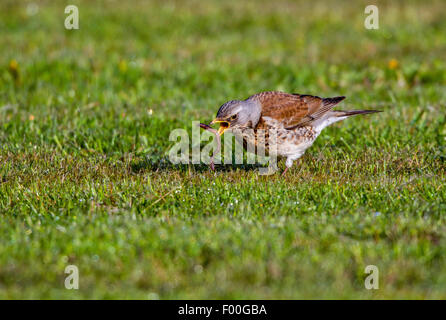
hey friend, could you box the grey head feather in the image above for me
[215,99,262,128]
[216,100,241,118]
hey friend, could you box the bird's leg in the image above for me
[282,158,293,176]
[281,166,289,177]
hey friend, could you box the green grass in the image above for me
[0,0,445,299]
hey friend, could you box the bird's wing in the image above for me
[248,91,345,129]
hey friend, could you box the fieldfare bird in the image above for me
[210,91,380,175]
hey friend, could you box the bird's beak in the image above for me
[210,118,230,136]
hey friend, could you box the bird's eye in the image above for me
[231,114,237,120]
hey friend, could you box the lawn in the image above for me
[0,0,445,299]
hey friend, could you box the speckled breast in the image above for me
[232,126,318,157]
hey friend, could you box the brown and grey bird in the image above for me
[210,91,380,175]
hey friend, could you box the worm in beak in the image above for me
[198,123,221,171]
[210,119,230,136]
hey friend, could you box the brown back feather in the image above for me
[247,91,345,129]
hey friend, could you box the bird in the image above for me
[209,91,381,176]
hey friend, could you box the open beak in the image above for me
[210,118,230,136]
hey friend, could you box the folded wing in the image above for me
[247,91,345,129]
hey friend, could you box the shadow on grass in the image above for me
[130,156,264,173]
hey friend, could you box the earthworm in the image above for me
[199,123,221,171]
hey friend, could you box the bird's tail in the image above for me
[311,109,381,132]
[333,110,382,117]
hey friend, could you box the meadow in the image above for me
[0,0,445,299]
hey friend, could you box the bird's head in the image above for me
[210,99,261,135]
